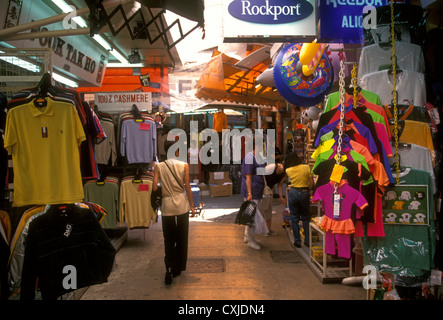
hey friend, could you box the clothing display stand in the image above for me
[305,59,354,283]
[3,73,117,300]
[359,1,438,299]
[309,222,353,283]
[88,105,159,241]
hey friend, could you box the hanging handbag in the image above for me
[263,175,273,197]
[150,185,162,212]
[261,174,273,213]
[235,200,257,227]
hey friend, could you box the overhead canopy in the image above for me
[194,45,285,107]
[77,67,169,93]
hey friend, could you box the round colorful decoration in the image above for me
[273,43,334,107]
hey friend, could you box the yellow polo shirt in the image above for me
[4,98,86,207]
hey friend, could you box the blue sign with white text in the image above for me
[228,0,314,24]
[318,0,409,43]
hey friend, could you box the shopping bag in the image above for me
[235,201,257,227]
[252,205,269,235]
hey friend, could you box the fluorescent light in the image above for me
[107,63,144,68]
[53,0,112,53]
[52,0,87,28]
[93,35,112,51]
[53,72,78,87]
[110,49,128,64]
[52,0,74,13]
[73,16,87,28]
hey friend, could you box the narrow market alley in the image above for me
[80,194,367,301]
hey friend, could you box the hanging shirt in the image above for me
[389,120,435,164]
[358,42,425,79]
[119,176,157,228]
[120,118,157,164]
[312,147,371,180]
[363,167,435,278]
[315,105,394,184]
[392,143,436,192]
[84,178,119,229]
[20,204,115,300]
[213,111,228,132]
[8,90,99,180]
[312,158,372,193]
[95,118,117,166]
[384,104,431,124]
[313,181,369,259]
[4,98,86,207]
[315,120,379,155]
[313,181,368,236]
[326,94,391,139]
[325,89,382,111]
[359,69,426,106]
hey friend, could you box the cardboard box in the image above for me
[311,246,323,261]
[209,171,232,198]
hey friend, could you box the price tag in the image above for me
[41,126,48,138]
[333,193,341,219]
[138,184,149,192]
[330,164,345,183]
[139,122,150,131]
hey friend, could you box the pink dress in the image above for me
[312,182,368,259]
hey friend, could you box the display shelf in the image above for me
[104,226,129,252]
[308,222,352,283]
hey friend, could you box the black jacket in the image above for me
[20,204,116,300]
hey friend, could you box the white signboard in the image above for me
[95,92,152,113]
[5,0,108,87]
[223,0,317,39]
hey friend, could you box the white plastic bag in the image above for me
[252,206,269,235]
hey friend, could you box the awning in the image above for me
[194,45,285,108]
[77,67,169,93]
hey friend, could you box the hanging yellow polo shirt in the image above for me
[4,98,86,207]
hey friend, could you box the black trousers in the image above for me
[161,213,189,272]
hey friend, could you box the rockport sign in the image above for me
[223,0,317,39]
[227,0,314,24]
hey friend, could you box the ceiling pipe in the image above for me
[2,27,92,40]
[0,0,131,40]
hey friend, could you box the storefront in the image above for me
[1,0,443,301]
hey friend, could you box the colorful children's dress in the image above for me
[312,181,368,259]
